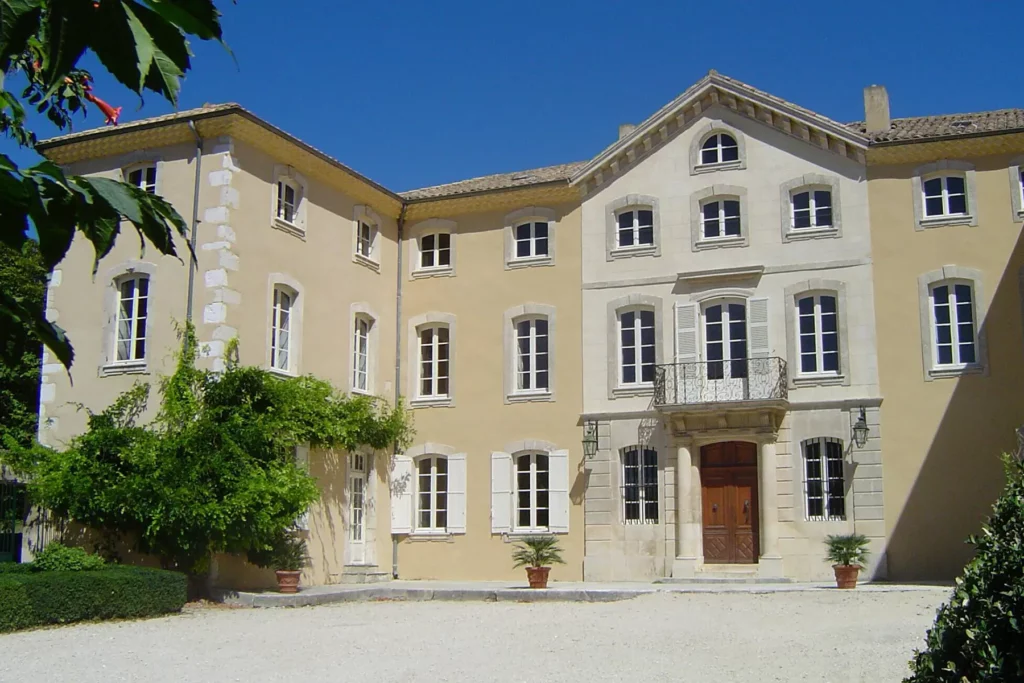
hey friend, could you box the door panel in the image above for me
[701,471,731,563]
[700,442,760,564]
[730,469,759,563]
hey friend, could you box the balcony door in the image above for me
[704,302,748,401]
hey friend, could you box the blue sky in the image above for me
[9,0,1024,192]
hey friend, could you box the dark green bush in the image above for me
[0,565,187,632]
[905,454,1024,682]
[32,543,105,572]
[0,562,34,574]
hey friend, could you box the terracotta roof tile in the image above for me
[37,103,243,147]
[847,109,1024,143]
[400,161,587,200]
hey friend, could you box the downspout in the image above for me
[392,202,407,579]
[184,120,203,344]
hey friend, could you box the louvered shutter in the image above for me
[490,452,513,533]
[447,453,467,534]
[748,297,770,358]
[390,456,413,534]
[675,303,699,363]
[548,449,570,534]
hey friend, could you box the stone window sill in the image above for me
[785,226,839,242]
[412,266,454,279]
[917,214,975,230]
[272,217,306,239]
[506,255,553,270]
[506,390,553,404]
[694,236,746,251]
[350,386,373,397]
[353,252,381,273]
[692,160,743,175]
[609,245,657,260]
[267,366,297,379]
[928,364,984,380]
[611,384,654,399]
[100,361,148,377]
[408,530,455,541]
[410,395,453,408]
[792,374,845,388]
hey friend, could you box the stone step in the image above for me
[339,565,391,585]
[657,576,793,584]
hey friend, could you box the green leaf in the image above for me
[142,0,222,41]
[0,287,73,369]
[0,0,43,72]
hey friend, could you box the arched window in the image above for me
[416,456,448,531]
[700,133,739,166]
[114,275,149,363]
[352,315,373,392]
[514,220,549,259]
[514,316,549,393]
[615,207,655,249]
[790,188,833,229]
[515,452,549,531]
[622,447,658,523]
[803,437,845,521]
[703,301,747,381]
[796,293,839,375]
[124,163,157,194]
[618,307,656,385]
[700,197,741,240]
[929,280,976,367]
[270,286,294,372]
[418,324,450,398]
[922,174,968,218]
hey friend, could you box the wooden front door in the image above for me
[701,442,759,564]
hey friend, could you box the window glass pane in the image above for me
[813,190,831,208]
[534,222,548,238]
[923,178,942,196]
[792,191,810,211]
[925,197,944,216]
[701,147,717,165]
[618,212,634,229]
[721,142,739,162]
[421,234,435,252]
[637,226,654,245]
[535,237,548,256]
[947,194,967,215]
[638,210,653,227]
[946,176,965,195]
[701,135,718,150]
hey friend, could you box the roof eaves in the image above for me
[401,176,574,203]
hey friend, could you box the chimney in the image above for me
[618,123,636,140]
[863,85,890,134]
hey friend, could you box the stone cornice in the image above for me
[866,131,1024,167]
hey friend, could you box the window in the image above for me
[923,175,967,218]
[622,447,658,523]
[700,133,739,166]
[930,282,976,367]
[271,287,293,372]
[803,437,845,521]
[418,326,450,397]
[276,180,299,224]
[619,309,655,385]
[416,457,448,531]
[514,221,549,259]
[791,189,832,229]
[515,317,549,393]
[701,199,741,240]
[114,276,149,363]
[126,165,156,194]
[797,294,839,375]
[616,209,654,249]
[705,302,747,380]
[420,233,451,270]
[515,452,549,530]
[356,221,375,260]
[352,317,371,392]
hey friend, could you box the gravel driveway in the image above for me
[1,590,947,683]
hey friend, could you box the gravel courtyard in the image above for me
[1,589,948,683]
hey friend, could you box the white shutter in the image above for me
[390,455,413,534]
[748,297,770,358]
[490,451,513,534]
[447,453,467,534]
[548,449,570,534]
[675,303,699,363]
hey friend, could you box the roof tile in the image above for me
[399,161,586,200]
[847,109,1024,142]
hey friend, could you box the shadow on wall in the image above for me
[883,228,1024,581]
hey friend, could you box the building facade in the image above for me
[26,72,1024,585]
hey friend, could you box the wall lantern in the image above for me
[582,420,599,459]
[852,407,869,449]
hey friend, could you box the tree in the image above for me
[0,0,225,369]
[0,241,46,449]
[1,326,415,576]
[905,454,1024,682]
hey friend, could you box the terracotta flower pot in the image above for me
[833,564,860,589]
[525,566,551,589]
[275,569,302,593]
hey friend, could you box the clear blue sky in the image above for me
[10,0,1024,192]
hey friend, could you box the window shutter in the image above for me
[748,297,770,358]
[447,453,467,534]
[490,451,513,534]
[390,456,413,534]
[675,303,699,363]
[548,449,570,534]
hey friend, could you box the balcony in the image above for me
[654,357,788,414]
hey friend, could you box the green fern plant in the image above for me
[825,533,870,567]
[511,536,566,569]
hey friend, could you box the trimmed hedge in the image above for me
[0,566,187,632]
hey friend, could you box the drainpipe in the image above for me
[184,120,203,347]
[391,203,407,579]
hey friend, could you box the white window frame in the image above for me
[690,185,749,251]
[699,197,742,241]
[622,446,658,524]
[513,316,550,395]
[1008,157,1024,221]
[802,437,846,522]
[415,456,449,533]
[697,132,739,167]
[409,219,457,279]
[911,161,977,230]
[790,187,833,230]
[614,207,655,251]
[929,280,978,370]
[357,221,376,259]
[917,267,987,381]
[417,325,450,400]
[270,166,308,238]
[513,221,550,261]
[795,293,840,377]
[618,306,656,387]
[689,121,746,175]
[123,163,157,194]
[922,174,968,219]
[113,274,149,364]
[779,175,843,242]
[270,286,293,374]
[504,207,557,268]
[352,205,382,271]
[352,315,372,394]
[605,194,661,260]
[514,452,550,533]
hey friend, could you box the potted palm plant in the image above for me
[272,532,309,594]
[825,533,870,589]
[511,536,565,589]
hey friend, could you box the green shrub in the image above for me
[0,565,187,632]
[0,562,34,574]
[32,543,105,572]
[905,454,1024,682]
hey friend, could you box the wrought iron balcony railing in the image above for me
[653,357,788,408]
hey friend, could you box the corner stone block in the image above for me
[208,169,233,187]
[217,225,237,243]
[203,206,229,225]
[200,340,225,358]
[39,383,56,403]
[218,251,239,271]
[212,325,238,341]
[203,302,228,325]
[204,269,229,289]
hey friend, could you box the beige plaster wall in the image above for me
[869,149,1024,580]
[396,201,585,581]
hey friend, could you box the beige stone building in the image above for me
[26,71,1024,585]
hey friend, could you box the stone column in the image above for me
[672,440,700,578]
[758,438,784,578]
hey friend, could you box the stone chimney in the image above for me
[618,123,636,140]
[863,85,890,134]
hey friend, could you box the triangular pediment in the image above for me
[571,70,869,193]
